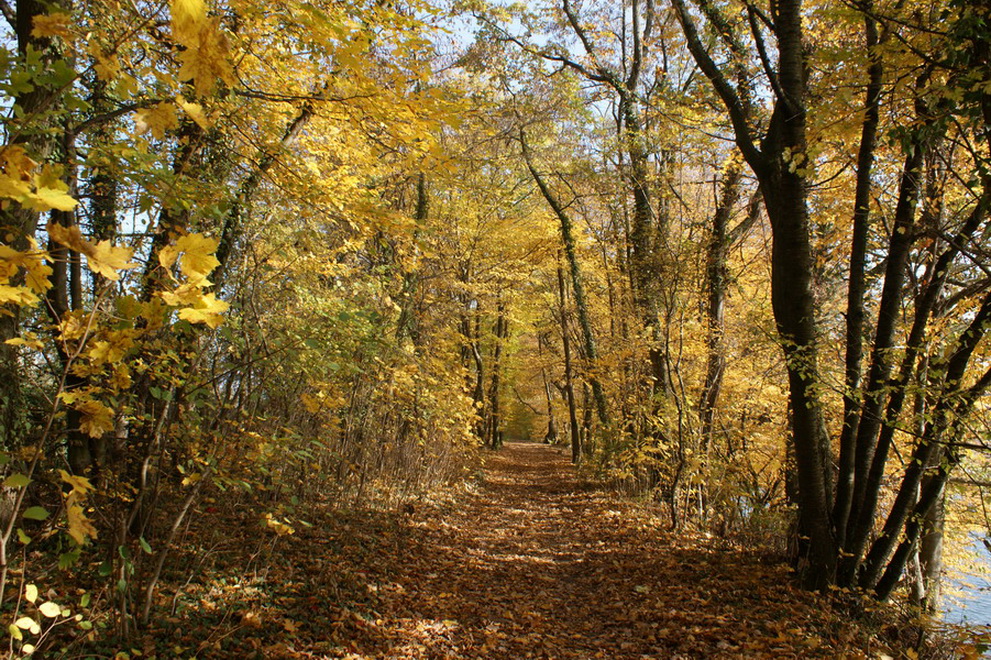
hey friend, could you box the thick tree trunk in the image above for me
[0,0,68,447]
[762,0,837,589]
[833,7,883,547]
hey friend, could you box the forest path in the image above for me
[176,443,889,658]
[270,442,883,659]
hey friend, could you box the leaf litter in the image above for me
[112,443,918,658]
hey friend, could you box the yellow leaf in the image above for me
[0,285,38,306]
[88,239,137,280]
[301,393,322,414]
[24,584,37,604]
[0,172,30,202]
[177,234,220,282]
[159,282,204,306]
[66,502,98,545]
[23,182,78,212]
[58,311,87,341]
[0,146,36,180]
[134,102,179,140]
[72,398,114,438]
[176,95,210,130]
[264,513,295,536]
[178,26,233,96]
[48,222,136,281]
[22,254,53,294]
[178,292,228,329]
[181,472,202,487]
[13,616,36,631]
[5,333,44,350]
[171,0,207,43]
[32,13,73,39]
[0,164,79,212]
[159,233,220,284]
[59,469,94,495]
[93,52,120,81]
[46,222,87,253]
[38,602,61,618]
[60,470,97,545]
[170,0,232,96]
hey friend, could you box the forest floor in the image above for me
[100,443,950,659]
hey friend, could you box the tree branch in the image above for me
[671,0,763,171]
[0,0,14,28]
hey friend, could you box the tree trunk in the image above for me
[699,160,743,458]
[520,128,609,427]
[557,260,581,463]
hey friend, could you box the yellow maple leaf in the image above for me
[0,285,38,306]
[88,239,137,280]
[5,333,44,350]
[22,178,78,211]
[179,23,234,96]
[0,159,78,212]
[171,0,207,43]
[32,12,73,39]
[22,255,53,294]
[59,469,94,495]
[73,398,115,438]
[178,292,228,328]
[176,95,211,129]
[177,233,220,282]
[170,0,233,96]
[58,310,87,342]
[0,172,31,201]
[264,513,295,536]
[94,52,120,81]
[66,501,98,544]
[0,145,36,180]
[48,222,137,281]
[159,233,220,284]
[159,282,203,306]
[134,102,179,140]
[46,223,87,252]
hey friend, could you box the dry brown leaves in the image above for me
[107,443,914,658]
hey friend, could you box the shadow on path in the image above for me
[321,442,883,659]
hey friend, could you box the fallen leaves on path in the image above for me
[131,443,908,658]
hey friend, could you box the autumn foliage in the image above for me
[0,0,990,656]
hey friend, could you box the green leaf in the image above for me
[4,473,31,488]
[139,537,152,554]
[17,528,31,545]
[116,578,127,593]
[98,561,112,577]
[59,548,80,569]
[79,593,90,608]
[22,506,48,521]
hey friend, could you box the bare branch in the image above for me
[0,0,14,28]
